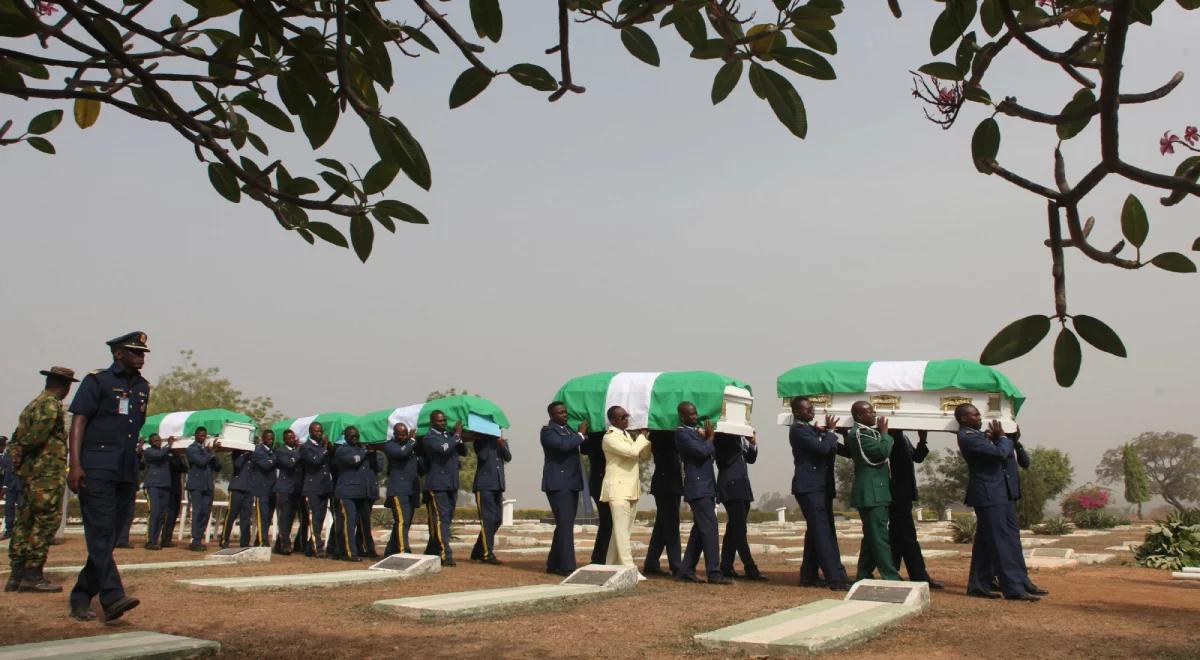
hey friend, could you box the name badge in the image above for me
[118,396,130,415]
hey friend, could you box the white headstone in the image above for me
[943,507,952,521]
[845,579,930,608]
[502,499,516,527]
[560,564,639,592]
[776,507,787,524]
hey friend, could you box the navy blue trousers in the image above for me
[969,502,1029,597]
[645,492,682,574]
[796,491,847,583]
[681,496,720,578]
[188,489,213,544]
[222,490,253,547]
[471,490,503,560]
[146,486,171,546]
[273,491,300,551]
[720,498,759,574]
[545,489,578,573]
[424,491,456,562]
[71,477,133,608]
[385,492,419,555]
[303,494,329,555]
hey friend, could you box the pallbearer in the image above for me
[643,430,682,578]
[422,411,466,566]
[540,402,585,576]
[299,422,334,558]
[141,434,175,550]
[272,429,302,555]
[332,426,376,562]
[250,431,277,547]
[162,449,187,547]
[887,428,943,589]
[185,427,220,551]
[789,398,850,591]
[470,431,511,565]
[716,431,765,580]
[221,449,253,548]
[845,401,901,581]
[675,402,731,585]
[383,423,421,556]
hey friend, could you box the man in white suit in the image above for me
[600,406,651,574]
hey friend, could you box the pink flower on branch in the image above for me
[34,1,57,16]
[1186,126,1199,145]
[1160,131,1178,155]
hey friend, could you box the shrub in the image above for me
[1033,516,1074,536]
[1061,484,1112,519]
[951,516,977,544]
[1134,512,1200,571]
[1073,509,1126,530]
[1175,508,1200,527]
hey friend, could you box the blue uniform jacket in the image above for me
[789,422,839,496]
[539,423,584,493]
[958,427,1017,507]
[334,444,378,499]
[68,363,151,482]
[142,445,171,489]
[185,443,220,493]
[675,426,717,501]
[228,451,252,492]
[249,444,277,497]
[421,428,467,492]
[299,439,334,496]
[472,436,511,492]
[273,445,301,494]
[1,453,17,489]
[649,431,683,497]
[715,434,757,503]
[381,437,421,498]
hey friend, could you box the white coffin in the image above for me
[164,421,257,452]
[775,390,1017,433]
[717,386,755,436]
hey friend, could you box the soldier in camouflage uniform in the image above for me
[5,366,77,593]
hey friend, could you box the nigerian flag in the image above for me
[270,412,358,446]
[776,359,1025,413]
[139,408,253,440]
[554,371,752,432]
[356,395,510,444]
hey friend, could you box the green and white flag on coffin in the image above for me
[139,408,254,440]
[554,371,752,432]
[356,395,511,444]
[776,359,1025,413]
[270,412,358,446]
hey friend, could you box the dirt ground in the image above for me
[1,525,1197,659]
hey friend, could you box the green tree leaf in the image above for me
[27,110,63,135]
[362,160,400,195]
[373,199,429,225]
[508,63,558,92]
[917,62,964,81]
[748,64,807,139]
[791,28,837,54]
[972,117,1000,173]
[74,95,101,129]
[672,9,707,48]
[449,67,493,109]
[469,0,502,42]
[283,176,319,196]
[207,162,241,203]
[306,221,348,248]
[1073,315,1128,358]
[1150,252,1197,273]
[1120,194,1149,248]
[350,212,374,262]
[1057,89,1096,140]
[711,59,742,105]
[26,136,54,154]
[980,0,1003,36]
[773,47,836,80]
[237,95,295,132]
[400,25,439,53]
[1053,327,1082,387]
[621,26,660,67]
[980,314,1051,365]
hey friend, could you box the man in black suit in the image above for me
[887,429,943,589]
[789,397,851,591]
[540,402,586,576]
[716,432,766,580]
[643,430,682,577]
[581,428,612,566]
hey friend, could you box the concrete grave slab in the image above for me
[369,553,441,578]
[1182,567,1200,573]
[0,631,218,659]
[375,566,637,622]
[209,546,271,564]
[1020,537,1058,548]
[1022,548,1078,570]
[921,549,960,560]
[45,560,227,575]
[179,564,431,592]
[1074,553,1116,565]
[847,580,930,608]
[916,535,953,543]
[1171,571,1200,581]
[1029,547,1076,559]
[496,547,554,556]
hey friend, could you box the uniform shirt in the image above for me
[185,443,220,492]
[273,445,301,495]
[299,439,334,496]
[228,452,252,493]
[382,437,421,498]
[539,423,583,493]
[421,428,467,492]
[674,425,717,501]
[846,425,893,509]
[472,436,511,492]
[69,363,150,483]
[142,445,172,489]
[957,427,1017,508]
[10,389,68,481]
[714,434,757,503]
[334,443,378,499]
[168,452,188,493]
[249,444,277,497]
[789,422,839,496]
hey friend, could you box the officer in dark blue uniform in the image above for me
[580,429,612,565]
[887,429,943,589]
[675,402,731,585]
[272,429,302,555]
[66,331,151,622]
[332,426,376,562]
[221,450,253,548]
[250,431,277,547]
[540,402,586,576]
[185,427,220,550]
[1,437,20,540]
[955,404,1042,602]
[141,434,175,550]
[422,411,466,566]
[299,422,334,558]
[382,423,422,556]
[115,448,141,549]
[643,430,683,577]
[789,398,851,590]
[470,432,511,564]
[716,432,766,580]
[359,442,381,559]
[161,449,188,547]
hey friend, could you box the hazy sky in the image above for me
[2,3,1197,509]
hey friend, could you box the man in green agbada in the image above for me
[845,400,901,581]
[5,366,78,593]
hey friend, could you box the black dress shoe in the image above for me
[187,543,207,552]
[442,559,457,567]
[925,579,945,590]
[1004,592,1041,602]
[708,574,733,585]
[642,566,669,577]
[967,589,1002,599]
[69,604,97,622]
[743,573,769,581]
[721,570,741,578]
[678,574,704,584]
[114,543,134,550]
[828,580,853,592]
[1025,583,1050,596]
[484,556,503,565]
[161,541,178,549]
[102,596,141,622]
[143,543,161,551]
